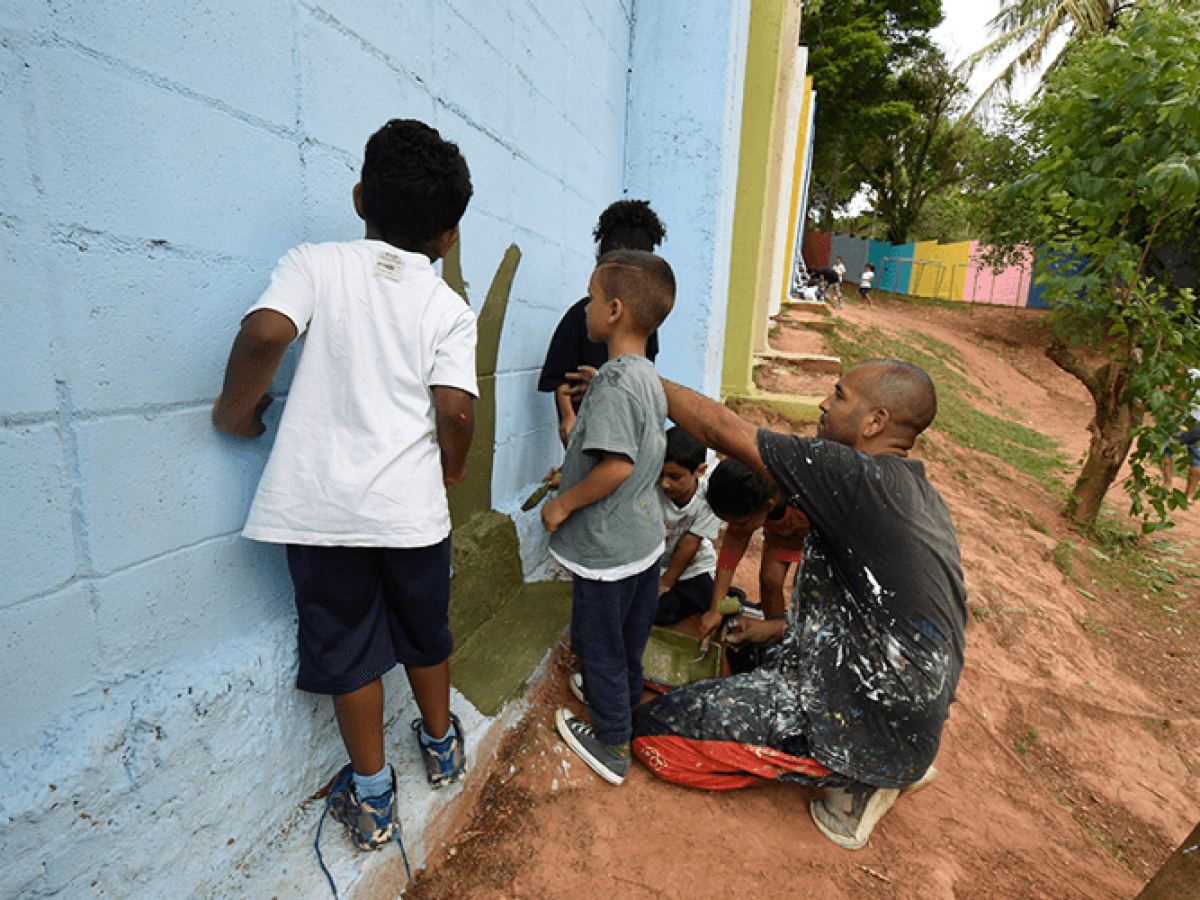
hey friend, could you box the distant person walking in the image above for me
[830,256,846,308]
[859,263,875,308]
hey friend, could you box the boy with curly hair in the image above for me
[538,200,666,445]
[213,119,476,858]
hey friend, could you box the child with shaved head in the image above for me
[540,249,675,785]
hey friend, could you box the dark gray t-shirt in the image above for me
[759,429,968,787]
[549,354,667,573]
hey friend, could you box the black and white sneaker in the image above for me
[568,672,587,704]
[555,709,630,785]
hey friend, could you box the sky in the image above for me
[931,0,1058,107]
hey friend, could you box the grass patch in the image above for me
[1014,728,1040,756]
[1076,613,1109,635]
[1075,817,1127,865]
[825,320,1067,491]
[1051,540,1075,578]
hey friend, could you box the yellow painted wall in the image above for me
[910,240,972,301]
[721,0,804,396]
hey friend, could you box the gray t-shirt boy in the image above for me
[549,354,668,575]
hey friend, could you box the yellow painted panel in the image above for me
[910,240,972,301]
[780,75,814,313]
[722,0,803,396]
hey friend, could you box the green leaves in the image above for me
[983,0,1200,527]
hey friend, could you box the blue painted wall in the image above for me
[624,0,751,401]
[1,1,757,896]
[877,242,915,294]
[829,233,870,283]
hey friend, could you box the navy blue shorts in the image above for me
[286,540,453,696]
[654,572,715,626]
[1165,423,1200,467]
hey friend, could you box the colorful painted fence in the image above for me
[802,231,1036,307]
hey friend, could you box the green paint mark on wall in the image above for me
[438,239,572,716]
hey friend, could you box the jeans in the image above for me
[570,564,660,745]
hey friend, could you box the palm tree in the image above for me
[961,0,1142,117]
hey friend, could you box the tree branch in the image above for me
[1046,340,1101,396]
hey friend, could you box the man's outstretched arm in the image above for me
[660,378,770,480]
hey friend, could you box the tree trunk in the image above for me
[1069,400,1137,525]
[1134,818,1200,899]
[1046,344,1140,526]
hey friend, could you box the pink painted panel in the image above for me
[964,243,1033,307]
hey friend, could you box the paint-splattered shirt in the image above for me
[759,429,968,788]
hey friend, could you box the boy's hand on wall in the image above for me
[212,393,274,439]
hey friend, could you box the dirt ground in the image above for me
[406,295,1200,899]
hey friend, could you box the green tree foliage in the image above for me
[914,106,1036,245]
[850,52,970,244]
[801,0,943,228]
[985,1,1200,528]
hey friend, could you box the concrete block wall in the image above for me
[0,1,658,896]
[624,0,752,399]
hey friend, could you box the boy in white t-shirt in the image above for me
[654,426,721,626]
[859,263,876,307]
[212,119,476,863]
[831,256,846,307]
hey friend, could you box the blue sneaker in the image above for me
[324,764,400,851]
[316,764,411,898]
[412,713,467,788]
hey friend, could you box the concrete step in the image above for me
[777,316,835,332]
[725,388,823,424]
[783,299,832,317]
[755,350,842,374]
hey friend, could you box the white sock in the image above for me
[353,764,392,799]
[419,723,450,746]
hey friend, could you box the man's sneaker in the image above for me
[902,765,940,796]
[569,672,586,704]
[325,764,400,851]
[807,767,936,850]
[810,783,901,850]
[555,708,631,785]
[412,713,467,789]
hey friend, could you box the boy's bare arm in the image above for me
[659,533,701,593]
[541,453,633,532]
[700,526,751,640]
[555,384,576,447]
[661,378,768,481]
[433,386,475,485]
[212,309,297,438]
